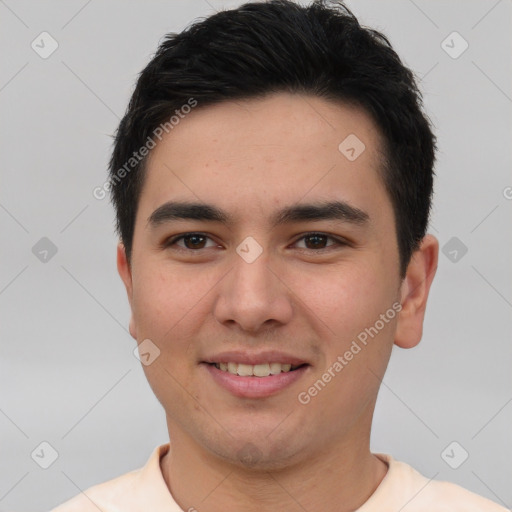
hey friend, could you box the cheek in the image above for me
[299,266,397,417]
[300,262,394,344]
[131,267,207,399]
[131,266,196,341]
[133,262,205,332]
[131,263,223,360]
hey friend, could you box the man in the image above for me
[51,0,507,510]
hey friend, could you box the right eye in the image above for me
[163,232,220,251]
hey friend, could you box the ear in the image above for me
[395,234,439,349]
[117,242,137,341]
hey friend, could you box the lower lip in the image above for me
[202,363,309,398]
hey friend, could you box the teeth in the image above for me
[269,362,282,374]
[253,363,270,377]
[214,362,298,377]
[237,363,253,376]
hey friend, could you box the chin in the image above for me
[202,431,307,472]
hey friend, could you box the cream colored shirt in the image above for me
[50,443,507,511]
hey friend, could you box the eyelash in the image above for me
[163,232,348,253]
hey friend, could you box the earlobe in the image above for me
[117,242,138,340]
[128,316,137,340]
[394,234,439,349]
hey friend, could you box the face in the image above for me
[118,92,435,469]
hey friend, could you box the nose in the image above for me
[213,249,293,334]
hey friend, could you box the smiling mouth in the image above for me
[209,362,306,377]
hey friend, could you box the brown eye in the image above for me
[181,234,207,249]
[303,234,329,249]
[294,233,345,251]
[165,233,218,250]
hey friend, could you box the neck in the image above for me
[160,423,388,511]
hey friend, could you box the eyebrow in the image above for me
[147,200,370,229]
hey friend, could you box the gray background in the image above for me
[1,0,511,510]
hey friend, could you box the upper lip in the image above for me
[202,350,309,366]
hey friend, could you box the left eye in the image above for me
[165,232,344,251]
[294,233,343,250]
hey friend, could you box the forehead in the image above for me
[139,93,391,227]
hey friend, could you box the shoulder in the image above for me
[370,454,508,511]
[50,469,141,512]
[422,478,508,511]
[49,443,173,512]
